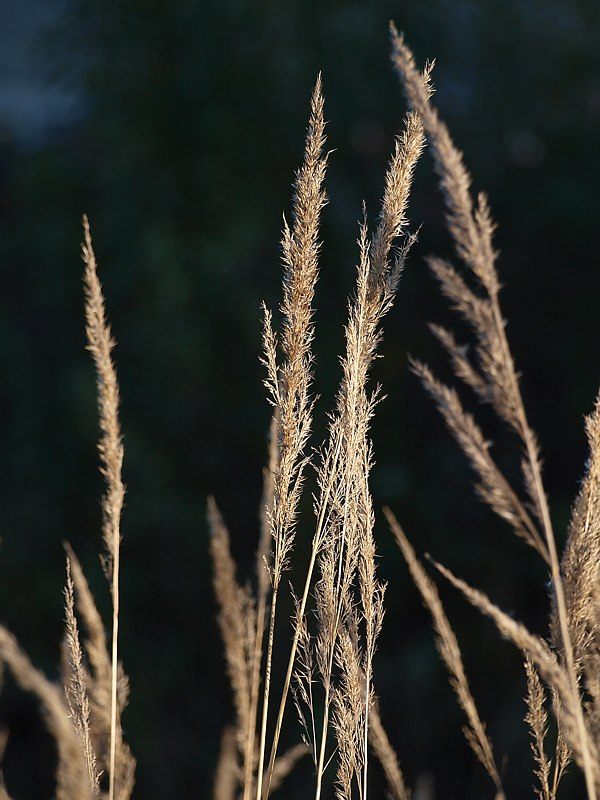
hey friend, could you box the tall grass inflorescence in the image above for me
[0,25,599,800]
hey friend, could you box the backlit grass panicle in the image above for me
[389,25,498,295]
[332,625,365,800]
[261,74,328,588]
[255,76,328,800]
[390,27,552,556]
[390,24,548,540]
[62,547,135,800]
[82,218,134,800]
[410,359,548,562]
[63,559,101,794]
[386,509,504,798]
[559,391,600,671]
[81,216,125,590]
[368,701,410,800]
[557,391,600,760]
[552,715,571,796]
[296,109,424,800]
[369,111,425,294]
[524,658,552,800]
[63,544,110,696]
[213,727,238,800]
[82,216,123,800]
[390,27,597,798]
[0,627,93,800]
[5,24,600,800]
[434,560,600,792]
[240,416,278,799]
[208,497,254,757]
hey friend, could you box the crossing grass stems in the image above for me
[0,25,599,800]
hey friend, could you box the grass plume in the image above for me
[82,216,129,800]
[1,24,599,800]
[390,24,598,799]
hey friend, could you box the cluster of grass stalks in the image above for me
[0,25,599,800]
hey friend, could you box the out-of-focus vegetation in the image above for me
[0,1,599,797]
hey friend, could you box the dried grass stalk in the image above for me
[80,216,135,800]
[256,75,328,800]
[332,625,365,800]
[82,216,128,800]
[386,509,504,797]
[524,658,552,800]
[410,359,547,561]
[559,392,600,680]
[390,26,596,798]
[434,561,600,792]
[244,415,279,798]
[63,544,111,694]
[208,497,255,761]
[0,627,93,800]
[63,558,101,793]
[63,545,135,800]
[294,110,424,800]
[368,701,410,800]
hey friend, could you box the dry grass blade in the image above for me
[434,560,600,791]
[0,627,94,800]
[386,508,504,797]
[82,215,127,800]
[368,700,410,800]
[63,558,101,793]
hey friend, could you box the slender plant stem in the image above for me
[263,546,317,798]
[314,681,332,800]
[262,434,343,797]
[109,547,120,800]
[255,585,279,800]
[362,671,370,800]
[243,585,267,800]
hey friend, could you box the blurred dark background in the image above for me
[0,0,599,797]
